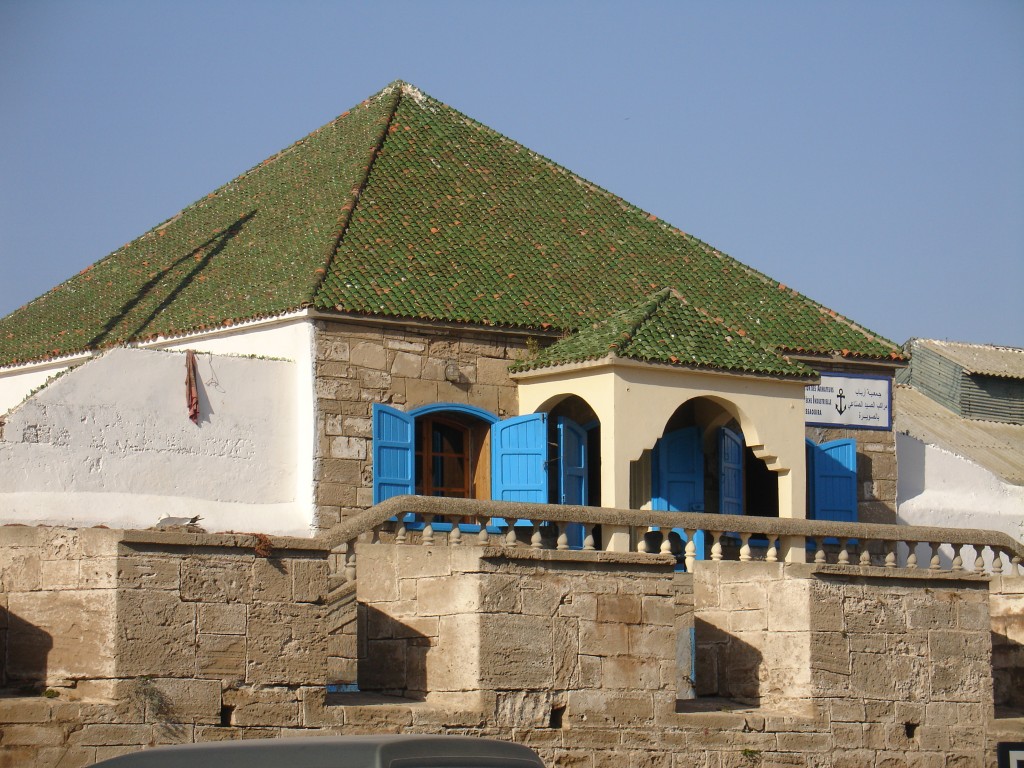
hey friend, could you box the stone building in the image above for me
[1,82,1021,767]
[0,81,904,539]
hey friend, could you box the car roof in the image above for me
[92,734,545,768]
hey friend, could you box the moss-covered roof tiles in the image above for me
[512,289,815,378]
[0,81,904,369]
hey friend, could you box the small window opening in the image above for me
[219,704,234,727]
[904,722,918,739]
[549,705,565,729]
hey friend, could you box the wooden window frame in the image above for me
[416,415,473,498]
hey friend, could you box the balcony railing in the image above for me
[323,496,1024,583]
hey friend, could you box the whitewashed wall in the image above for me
[897,432,1024,547]
[0,344,312,535]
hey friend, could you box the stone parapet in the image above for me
[1,524,1022,767]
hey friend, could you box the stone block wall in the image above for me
[691,562,813,714]
[356,544,679,724]
[0,525,332,766]
[1,525,1018,768]
[991,575,1024,711]
[312,321,531,530]
[687,561,997,765]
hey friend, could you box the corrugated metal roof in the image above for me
[895,384,1024,485]
[912,339,1024,379]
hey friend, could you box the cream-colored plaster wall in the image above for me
[516,359,808,518]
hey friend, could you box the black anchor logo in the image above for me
[835,388,848,415]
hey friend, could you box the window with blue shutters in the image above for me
[371,405,596,545]
[372,404,550,505]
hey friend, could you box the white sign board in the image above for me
[805,373,891,430]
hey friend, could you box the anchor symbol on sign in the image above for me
[835,388,848,415]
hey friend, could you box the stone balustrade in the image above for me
[325,495,1024,581]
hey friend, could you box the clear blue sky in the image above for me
[2,1,1022,347]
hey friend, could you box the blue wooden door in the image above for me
[719,427,744,516]
[807,438,857,522]
[653,426,705,561]
[654,427,704,512]
[557,416,587,547]
[372,403,415,503]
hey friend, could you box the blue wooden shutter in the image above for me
[557,417,587,549]
[372,403,414,503]
[557,417,588,505]
[653,427,704,512]
[719,427,744,516]
[653,426,705,564]
[809,438,857,522]
[491,413,548,503]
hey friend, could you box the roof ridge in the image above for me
[305,84,404,303]
[608,288,674,355]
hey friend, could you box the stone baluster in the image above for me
[974,548,985,574]
[396,520,407,545]
[637,527,652,554]
[557,526,569,550]
[531,522,543,550]
[344,541,357,582]
[660,531,674,556]
[450,524,462,546]
[422,516,435,545]
[478,523,489,546]
[838,539,850,565]
[338,541,350,581]
[928,542,941,571]
[370,525,382,544]
[505,525,518,547]
[1012,554,1022,576]
[739,533,752,562]
[814,539,826,565]
[991,548,1004,575]
[906,542,918,569]
[951,545,964,572]
[884,541,897,568]
[583,525,596,551]
[859,547,871,567]
[684,531,697,573]
[766,536,778,564]
[710,531,723,561]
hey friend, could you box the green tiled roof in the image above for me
[512,289,815,378]
[0,81,904,369]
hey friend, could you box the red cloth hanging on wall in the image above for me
[185,350,200,424]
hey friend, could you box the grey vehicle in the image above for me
[91,734,546,768]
